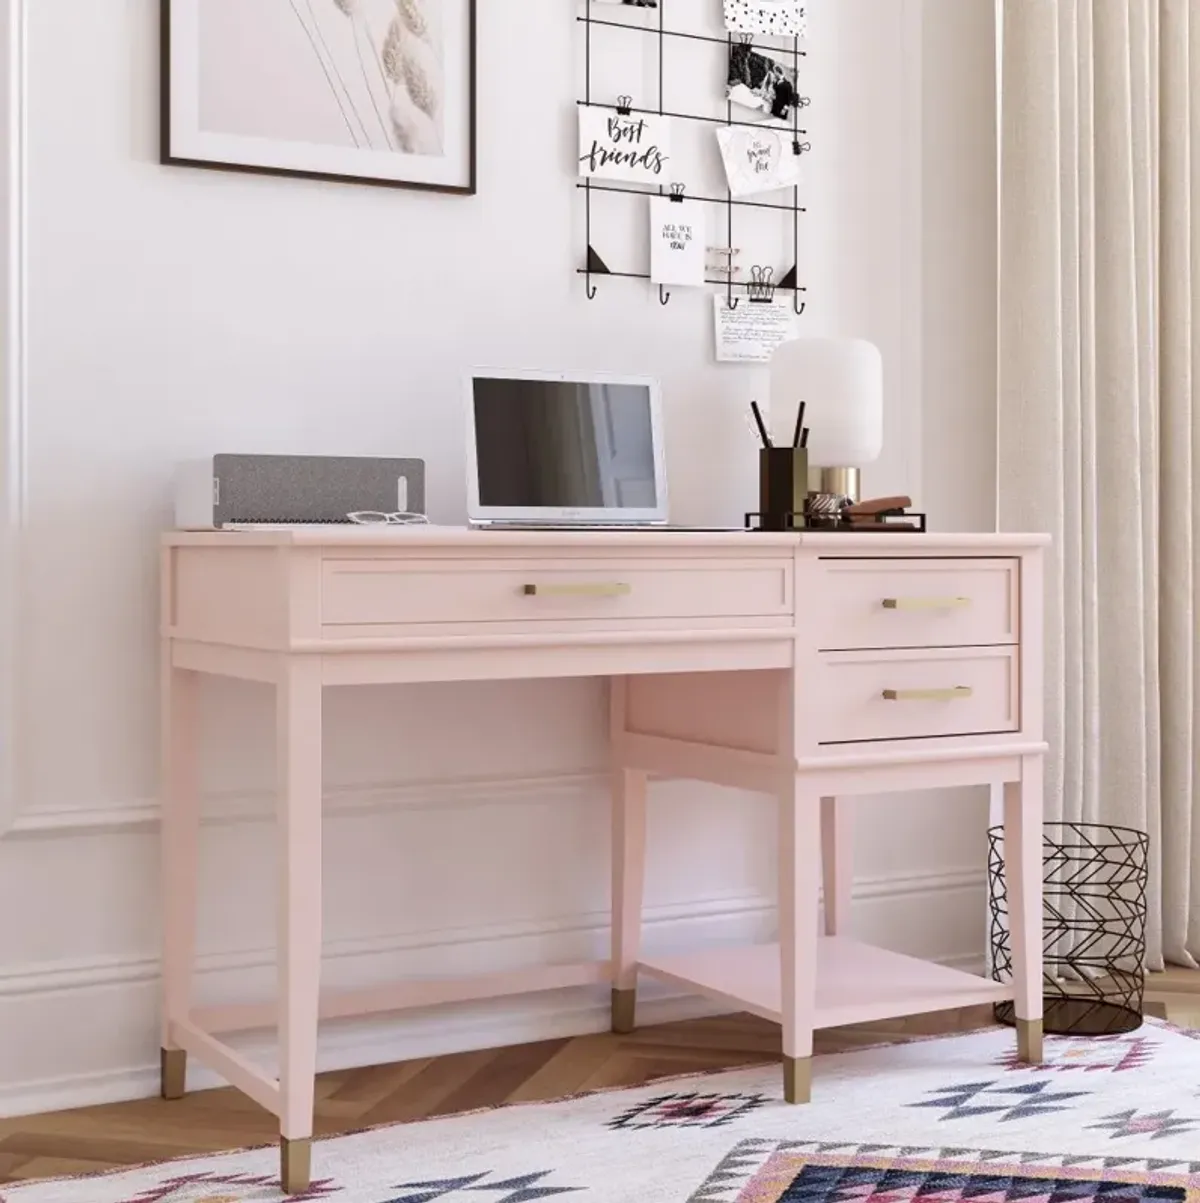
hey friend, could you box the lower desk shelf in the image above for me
[638,938,1012,1027]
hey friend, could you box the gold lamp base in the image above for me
[808,466,861,504]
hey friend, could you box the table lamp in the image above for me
[770,337,883,506]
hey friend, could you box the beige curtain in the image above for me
[998,0,1200,967]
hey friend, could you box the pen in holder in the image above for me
[758,447,809,531]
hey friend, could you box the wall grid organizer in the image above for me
[578,2,810,311]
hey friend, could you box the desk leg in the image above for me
[780,776,820,1103]
[160,660,199,1101]
[611,766,648,1034]
[1004,755,1044,1065]
[276,660,324,1195]
[820,796,853,936]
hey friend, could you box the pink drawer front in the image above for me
[812,558,1019,650]
[813,647,1019,745]
[319,558,793,627]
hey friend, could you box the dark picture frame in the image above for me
[160,0,477,195]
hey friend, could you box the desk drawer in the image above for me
[320,558,793,627]
[813,558,1019,650]
[814,647,1019,744]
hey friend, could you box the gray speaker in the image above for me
[174,454,426,528]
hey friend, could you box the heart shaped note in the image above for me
[716,126,802,198]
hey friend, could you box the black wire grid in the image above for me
[988,823,1149,1036]
[578,3,809,310]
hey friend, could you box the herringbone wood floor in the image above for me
[1,970,1196,1187]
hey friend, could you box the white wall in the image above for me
[0,0,1000,1114]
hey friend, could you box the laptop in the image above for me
[466,370,671,528]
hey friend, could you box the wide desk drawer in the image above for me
[320,558,793,627]
[813,647,1019,745]
[813,558,1019,650]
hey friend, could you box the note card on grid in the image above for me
[578,104,673,185]
[649,196,706,287]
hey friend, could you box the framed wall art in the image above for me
[160,0,476,194]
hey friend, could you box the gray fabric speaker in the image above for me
[208,455,426,526]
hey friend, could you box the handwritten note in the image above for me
[579,105,672,185]
[716,126,801,198]
[649,197,706,287]
[714,295,800,363]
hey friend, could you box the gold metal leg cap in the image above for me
[160,1047,186,1101]
[1017,1017,1044,1065]
[281,1136,312,1195]
[612,988,637,1035]
[783,1055,812,1104]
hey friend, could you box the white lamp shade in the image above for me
[770,337,883,467]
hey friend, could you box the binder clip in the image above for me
[748,265,777,304]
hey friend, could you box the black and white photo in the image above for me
[727,43,802,122]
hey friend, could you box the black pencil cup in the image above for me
[758,448,808,531]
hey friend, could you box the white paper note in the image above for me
[716,126,802,198]
[649,196,707,287]
[714,295,800,363]
[578,105,673,185]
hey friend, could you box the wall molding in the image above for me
[7,770,610,837]
[0,868,986,1117]
[0,891,774,998]
[0,865,986,1000]
[1,952,990,1120]
[0,0,28,839]
[0,990,735,1120]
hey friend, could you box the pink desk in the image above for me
[159,528,1048,1193]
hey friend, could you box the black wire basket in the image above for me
[988,822,1149,1036]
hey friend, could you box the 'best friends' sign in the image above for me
[578,105,673,185]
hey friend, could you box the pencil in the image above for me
[750,401,772,448]
[792,401,807,449]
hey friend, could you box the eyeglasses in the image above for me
[346,511,430,526]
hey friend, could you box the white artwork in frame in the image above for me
[161,0,476,193]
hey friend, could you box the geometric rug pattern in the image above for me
[5,1019,1200,1202]
[993,1036,1155,1075]
[686,1143,1200,1203]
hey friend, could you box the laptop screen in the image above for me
[471,376,660,513]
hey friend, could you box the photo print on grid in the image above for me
[725,0,807,38]
[727,43,801,122]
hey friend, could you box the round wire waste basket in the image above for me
[988,822,1149,1036]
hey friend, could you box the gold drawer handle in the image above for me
[882,596,972,610]
[882,686,974,702]
[522,582,632,598]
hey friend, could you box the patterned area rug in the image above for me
[5,1020,1200,1203]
